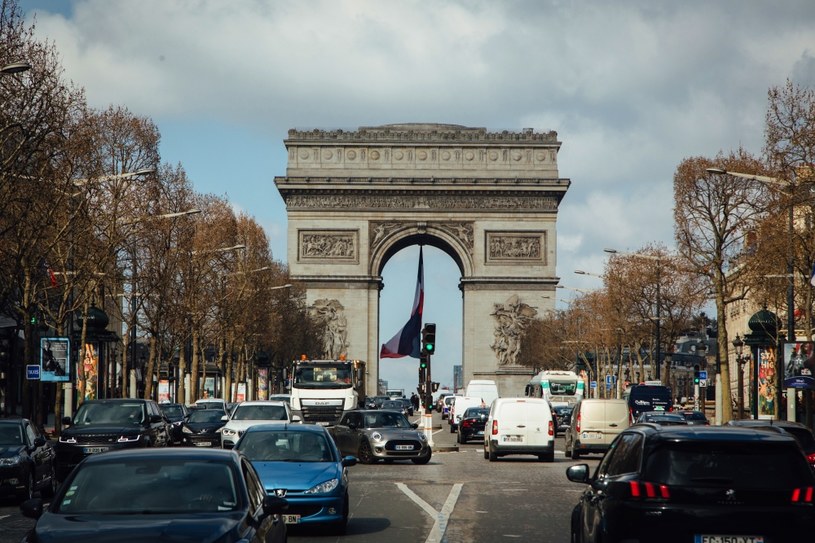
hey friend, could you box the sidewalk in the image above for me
[413,408,458,453]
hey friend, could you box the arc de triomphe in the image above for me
[274,124,570,397]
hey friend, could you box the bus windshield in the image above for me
[293,363,353,389]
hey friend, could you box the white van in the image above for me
[564,398,630,459]
[449,396,486,432]
[483,397,555,462]
[465,379,499,406]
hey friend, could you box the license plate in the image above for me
[83,446,109,454]
[695,536,765,543]
[581,432,600,440]
[195,442,211,447]
[395,444,414,450]
[283,514,301,524]
[503,435,523,442]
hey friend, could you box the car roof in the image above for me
[243,422,327,435]
[233,400,287,406]
[630,424,802,444]
[80,447,240,464]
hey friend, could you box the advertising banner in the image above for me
[757,347,777,418]
[783,341,815,390]
[158,380,170,403]
[257,368,268,400]
[40,337,70,382]
[79,343,99,401]
[236,382,246,402]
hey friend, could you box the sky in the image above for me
[17,0,815,395]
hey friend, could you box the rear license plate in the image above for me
[283,514,301,524]
[503,435,523,443]
[395,444,414,450]
[581,432,600,440]
[195,442,211,447]
[83,446,109,454]
[695,536,764,543]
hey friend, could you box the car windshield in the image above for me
[643,442,812,489]
[463,408,489,418]
[73,402,145,425]
[161,405,183,417]
[238,430,333,462]
[682,411,707,421]
[363,411,411,428]
[56,459,240,514]
[0,424,22,445]
[232,404,287,421]
[188,409,224,423]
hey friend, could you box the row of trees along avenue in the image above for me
[519,80,815,424]
[1,1,322,431]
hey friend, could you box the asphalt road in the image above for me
[0,413,597,543]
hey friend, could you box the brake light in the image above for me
[462,419,473,429]
[548,420,554,437]
[575,412,581,433]
[807,452,815,467]
[492,420,498,436]
[629,481,670,500]
[791,486,814,503]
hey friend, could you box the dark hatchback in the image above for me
[55,398,170,480]
[457,407,489,444]
[567,424,815,542]
[181,407,228,447]
[0,418,57,501]
[19,447,288,543]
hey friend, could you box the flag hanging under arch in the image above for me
[380,247,424,359]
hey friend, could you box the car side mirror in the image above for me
[61,416,73,426]
[342,455,358,467]
[33,436,46,447]
[346,422,357,430]
[291,415,302,423]
[221,415,229,422]
[565,464,591,484]
[150,414,163,424]
[411,422,419,429]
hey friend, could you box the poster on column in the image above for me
[80,343,99,401]
[783,342,815,390]
[40,337,70,382]
[757,347,777,419]
[257,368,268,400]
[236,382,246,402]
[158,380,170,403]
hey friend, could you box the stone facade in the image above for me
[274,124,570,398]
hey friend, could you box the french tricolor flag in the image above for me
[380,247,424,359]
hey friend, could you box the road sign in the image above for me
[699,379,707,387]
[590,381,597,389]
[698,371,708,380]
[26,364,41,380]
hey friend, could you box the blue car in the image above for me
[235,423,357,534]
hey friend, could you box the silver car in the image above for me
[329,409,431,464]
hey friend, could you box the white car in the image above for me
[220,400,292,448]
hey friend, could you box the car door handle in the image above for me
[517,425,526,428]
[609,423,618,427]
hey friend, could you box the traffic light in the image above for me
[421,323,436,355]
[432,382,439,393]
[420,353,429,370]
[693,364,700,385]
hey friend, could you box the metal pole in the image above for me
[787,203,796,342]
[655,261,661,380]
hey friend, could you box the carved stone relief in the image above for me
[485,231,546,264]
[491,294,538,366]
[310,299,348,359]
[369,220,474,255]
[299,230,358,263]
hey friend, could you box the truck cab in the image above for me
[289,356,366,424]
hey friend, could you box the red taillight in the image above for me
[791,487,814,503]
[807,453,815,467]
[575,412,581,433]
[548,420,554,437]
[462,419,473,429]
[491,420,498,435]
[629,481,670,500]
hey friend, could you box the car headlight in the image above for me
[182,426,193,434]
[222,428,237,437]
[117,434,141,443]
[172,421,183,427]
[371,432,383,442]
[59,436,77,444]
[418,433,428,442]
[0,455,22,466]
[303,478,339,494]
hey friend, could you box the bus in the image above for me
[525,370,585,406]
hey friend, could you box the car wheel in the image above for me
[565,439,572,458]
[44,465,59,498]
[449,424,456,433]
[488,447,497,462]
[572,447,581,460]
[456,432,462,444]
[358,440,376,464]
[411,450,431,464]
[18,471,33,502]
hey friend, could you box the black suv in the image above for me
[567,423,815,542]
[0,417,57,501]
[55,399,170,481]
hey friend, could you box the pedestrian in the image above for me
[410,392,419,412]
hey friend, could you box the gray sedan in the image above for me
[329,409,431,464]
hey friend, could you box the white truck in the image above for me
[288,356,366,424]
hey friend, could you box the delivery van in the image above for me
[564,398,630,459]
[465,379,500,406]
[483,397,555,462]
[449,396,486,432]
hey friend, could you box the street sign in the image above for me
[698,371,708,380]
[699,379,707,387]
[590,381,597,389]
[26,365,41,380]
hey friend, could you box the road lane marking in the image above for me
[396,482,462,543]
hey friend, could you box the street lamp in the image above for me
[732,334,750,420]
[706,167,797,342]
[574,270,603,278]
[1,61,31,74]
[604,248,665,380]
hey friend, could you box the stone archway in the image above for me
[274,124,570,397]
